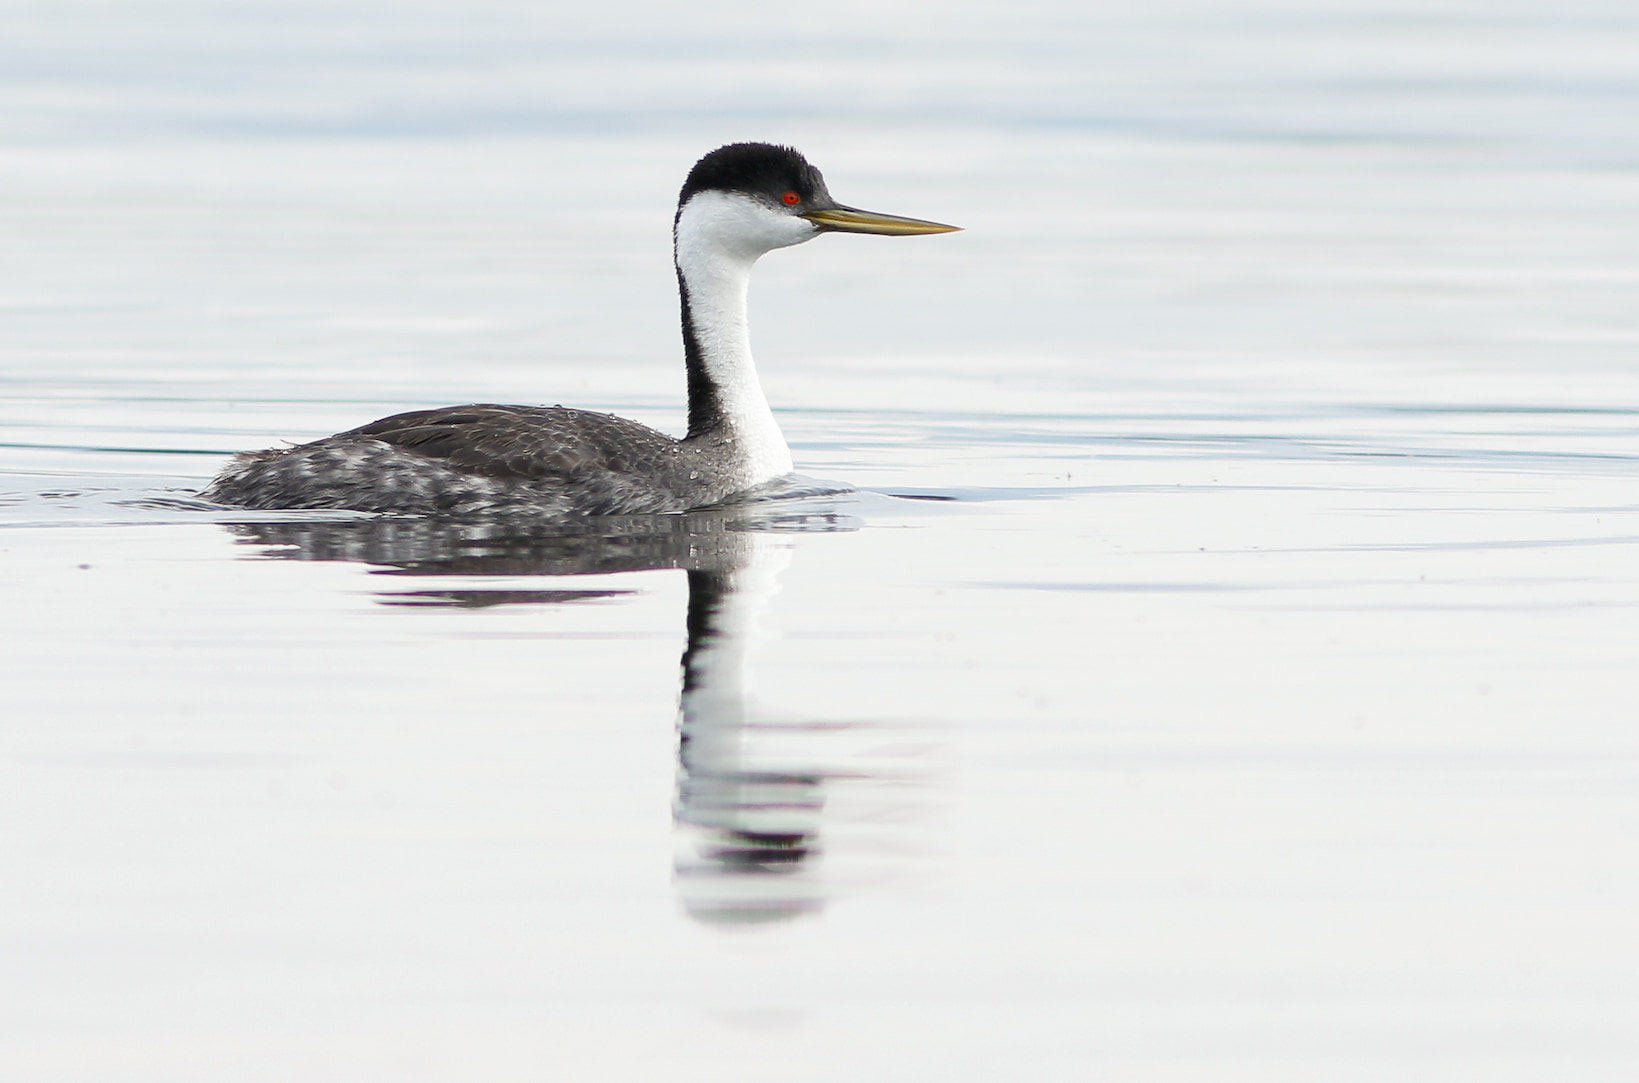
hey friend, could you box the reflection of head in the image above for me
[674,816,826,926]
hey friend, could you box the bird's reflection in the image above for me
[225,505,859,925]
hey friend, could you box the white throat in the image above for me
[674,191,818,484]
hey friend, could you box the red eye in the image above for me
[781,191,801,206]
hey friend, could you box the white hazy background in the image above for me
[3,1,1639,1079]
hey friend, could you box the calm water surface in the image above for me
[3,1,1639,1078]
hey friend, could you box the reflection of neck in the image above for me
[678,545,787,763]
[680,569,745,730]
[676,537,816,843]
[674,196,793,484]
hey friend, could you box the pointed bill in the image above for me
[801,206,961,236]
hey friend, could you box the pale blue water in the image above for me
[3,2,1639,1078]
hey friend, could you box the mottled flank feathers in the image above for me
[205,404,752,516]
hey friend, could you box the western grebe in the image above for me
[205,143,959,516]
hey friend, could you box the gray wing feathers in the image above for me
[346,405,657,479]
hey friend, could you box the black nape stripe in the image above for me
[677,268,727,438]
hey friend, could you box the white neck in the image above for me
[675,191,816,484]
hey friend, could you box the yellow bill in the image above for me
[801,206,962,236]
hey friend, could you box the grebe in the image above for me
[205,143,959,516]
